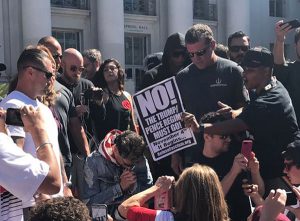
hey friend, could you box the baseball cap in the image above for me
[0,63,6,71]
[241,47,274,68]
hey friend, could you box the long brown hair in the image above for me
[175,164,230,221]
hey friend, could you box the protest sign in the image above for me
[133,77,196,161]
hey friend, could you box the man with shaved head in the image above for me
[57,48,103,199]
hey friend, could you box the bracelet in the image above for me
[36,142,53,153]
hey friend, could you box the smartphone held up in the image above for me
[280,19,300,29]
[241,140,253,160]
[5,108,24,127]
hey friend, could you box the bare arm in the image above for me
[273,20,294,65]
[221,154,248,195]
[69,117,90,156]
[118,176,174,219]
[204,118,249,135]
[21,106,61,194]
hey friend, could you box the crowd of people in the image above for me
[1,19,300,221]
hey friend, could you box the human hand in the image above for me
[171,153,183,175]
[275,20,293,42]
[286,186,300,219]
[248,155,260,175]
[120,170,137,192]
[20,106,46,133]
[260,189,287,221]
[181,112,200,133]
[75,105,89,117]
[0,108,7,134]
[231,153,248,175]
[155,176,175,193]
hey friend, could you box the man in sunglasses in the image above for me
[228,31,250,64]
[83,130,152,216]
[173,23,248,175]
[187,47,300,194]
[57,48,105,199]
[38,36,90,181]
[141,32,191,181]
[0,46,64,208]
[186,111,264,221]
[141,32,191,89]
[281,140,300,220]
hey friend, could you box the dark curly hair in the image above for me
[200,112,226,124]
[93,58,125,90]
[114,130,146,164]
[29,197,91,221]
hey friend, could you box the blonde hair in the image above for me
[175,164,230,221]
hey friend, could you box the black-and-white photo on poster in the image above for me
[133,77,197,161]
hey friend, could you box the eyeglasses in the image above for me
[284,162,296,171]
[229,45,250,53]
[104,66,118,72]
[24,66,54,80]
[172,50,187,58]
[219,134,230,140]
[52,53,62,60]
[70,65,85,73]
[188,45,210,58]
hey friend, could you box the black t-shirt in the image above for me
[52,81,77,167]
[238,78,300,179]
[274,61,300,126]
[96,90,132,141]
[193,147,251,221]
[57,76,96,152]
[176,57,248,121]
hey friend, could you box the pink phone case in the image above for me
[241,140,253,159]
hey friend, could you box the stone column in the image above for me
[97,0,124,66]
[22,0,51,47]
[167,0,193,36]
[226,0,250,37]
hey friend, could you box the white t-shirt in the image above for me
[0,91,63,206]
[0,133,49,221]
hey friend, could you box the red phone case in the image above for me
[241,140,253,159]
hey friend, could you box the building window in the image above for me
[269,0,285,17]
[52,30,81,51]
[193,0,217,21]
[124,0,156,16]
[125,34,150,92]
[51,0,89,10]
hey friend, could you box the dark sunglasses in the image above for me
[219,134,230,140]
[52,53,62,60]
[284,162,296,171]
[229,45,249,53]
[104,66,118,72]
[70,65,85,73]
[172,50,186,58]
[24,66,54,79]
[188,45,210,58]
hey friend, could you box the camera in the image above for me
[83,88,104,101]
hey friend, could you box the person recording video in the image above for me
[0,105,61,221]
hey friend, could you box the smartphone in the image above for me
[241,140,253,160]
[5,108,24,127]
[280,19,300,29]
[281,176,298,206]
[91,204,107,221]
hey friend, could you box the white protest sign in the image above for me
[133,77,197,161]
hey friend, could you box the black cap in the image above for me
[241,47,274,68]
[0,63,6,71]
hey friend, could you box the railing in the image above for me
[124,0,156,16]
[51,0,89,10]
